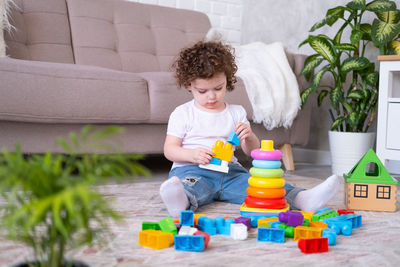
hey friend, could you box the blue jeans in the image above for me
[168,163,304,211]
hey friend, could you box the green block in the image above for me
[302,218,310,226]
[158,217,178,236]
[142,222,161,230]
[278,223,294,237]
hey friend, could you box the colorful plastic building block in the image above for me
[278,223,295,238]
[258,227,285,243]
[180,210,194,226]
[235,217,251,231]
[339,214,362,228]
[178,225,198,236]
[257,217,278,228]
[215,217,235,235]
[312,208,339,221]
[142,222,161,230]
[227,131,240,146]
[309,221,328,230]
[193,231,211,249]
[323,218,353,236]
[197,216,217,235]
[138,230,174,249]
[158,217,178,236]
[174,235,205,252]
[299,211,314,222]
[278,210,304,227]
[337,209,354,215]
[298,237,329,253]
[230,223,248,240]
[209,157,222,165]
[241,213,278,228]
[322,228,337,245]
[293,226,322,242]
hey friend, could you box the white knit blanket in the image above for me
[234,42,301,130]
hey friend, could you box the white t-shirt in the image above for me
[167,99,250,169]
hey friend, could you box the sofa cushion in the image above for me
[66,0,211,72]
[0,58,150,123]
[5,0,74,63]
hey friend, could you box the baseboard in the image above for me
[292,147,331,165]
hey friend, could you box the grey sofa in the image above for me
[0,0,311,170]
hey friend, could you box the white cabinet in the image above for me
[376,55,400,165]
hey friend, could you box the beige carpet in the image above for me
[1,173,400,267]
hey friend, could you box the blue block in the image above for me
[174,235,205,251]
[227,131,240,146]
[269,221,283,228]
[180,210,194,226]
[257,227,285,243]
[322,228,337,246]
[197,216,217,235]
[209,157,222,166]
[316,207,332,214]
[339,214,362,228]
[215,217,235,235]
[324,218,353,236]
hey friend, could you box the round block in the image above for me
[246,186,286,199]
[244,196,287,209]
[252,159,281,169]
[249,167,283,178]
[251,149,282,161]
[248,176,285,188]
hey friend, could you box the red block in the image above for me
[298,238,329,254]
[337,209,355,215]
[193,231,211,249]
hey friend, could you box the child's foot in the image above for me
[293,174,340,212]
[159,176,189,218]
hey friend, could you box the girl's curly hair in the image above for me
[173,41,238,91]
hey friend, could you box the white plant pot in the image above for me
[328,131,376,176]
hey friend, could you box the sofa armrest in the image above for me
[0,57,150,123]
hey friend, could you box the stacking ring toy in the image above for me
[252,159,281,169]
[249,167,283,178]
[244,196,287,209]
[246,186,286,199]
[251,149,282,161]
[248,176,285,188]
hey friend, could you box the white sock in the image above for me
[160,176,189,218]
[293,174,340,212]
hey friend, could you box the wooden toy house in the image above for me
[344,149,398,212]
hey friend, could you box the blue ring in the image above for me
[252,159,281,169]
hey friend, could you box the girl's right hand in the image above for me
[191,148,214,165]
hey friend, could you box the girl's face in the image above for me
[189,72,227,112]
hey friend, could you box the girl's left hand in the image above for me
[235,122,253,141]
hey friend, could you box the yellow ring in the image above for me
[248,176,285,188]
[249,167,283,178]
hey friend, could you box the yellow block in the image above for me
[293,226,322,242]
[309,221,328,230]
[212,140,233,162]
[260,140,275,151]
[299,211,314,222]
[138,230,174,249]
[257,217,278,227]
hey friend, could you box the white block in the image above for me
[230,223,248,240]
[199,160,229,173]
[178,226,198,236]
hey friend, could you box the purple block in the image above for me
[278,211,304,227]
[235,217,252,231]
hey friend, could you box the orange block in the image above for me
[309,221,328,230]
[294,226,322,242]
[257,217,278,227]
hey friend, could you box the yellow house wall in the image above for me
[346,182,398,212]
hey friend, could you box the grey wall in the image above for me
[241,0,383,154]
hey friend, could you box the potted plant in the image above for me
[299,0,400,175]
[0,125,150,267]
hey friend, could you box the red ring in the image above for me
[244,196,287,209]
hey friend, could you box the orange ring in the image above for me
[246,186,286,199]
[244,196,287,209]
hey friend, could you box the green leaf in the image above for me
[308,36,336,63]
[333,43,358,51]
[331,116,346,131]
[360,23,372,40]
[310,6,345,31]
[342,101,354,113]
[347,112,359,126]
[312,65,330,91]
[366,72,379,86]
[366,0,396,12]
[298,37,309,48]
[350,29,364,44]
[388,40,400,54]
[340,57,370,73]
[376,10,400,24]
[371,18,400,46]
[347,90,364,99]
[330,87,343,110]
[300,87,313,108]
[300,57,324,77]
[317,90,329,106]
[347,0,366,10]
